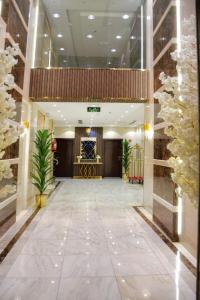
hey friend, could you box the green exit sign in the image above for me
[87,107,101,112]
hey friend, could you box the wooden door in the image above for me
[54,139,74,177]
[104,139,122,177]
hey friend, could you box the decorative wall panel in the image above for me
[153,0,171,30]
[30,68,150,102]
[15,0,30,25]
[153,165,177,205]
[153,200,178,241]
[154,44,176,92]
[153,7,176,59]
[73,128,103,177]
[153,0,178,241]
[0,200,16,238]
[0,0,29,238]
[6,2,27,56]
[154,128,171,160]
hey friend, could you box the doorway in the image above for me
[53,139,74,177]
[104,139,122,177]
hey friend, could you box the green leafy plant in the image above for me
[122,139,132,176]
[31,129,54,195]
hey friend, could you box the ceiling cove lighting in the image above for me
[57,34,63,38]
[86,34,93,39]
[116,35,122,39]
[53,13,60,18]
[122,14,129,20]
[88,14,95,20]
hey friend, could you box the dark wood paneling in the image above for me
[104,139,122,177]
[154,165,177,205]
[153,200,178,242]
[154,128,171,160]
[30,68,150,102]
[73,128,103,177]
[54,139,74,178]
[153,0,172,30]
[153,6,177,60]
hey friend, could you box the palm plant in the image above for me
[31,130,54,206]
[122,139,132,178]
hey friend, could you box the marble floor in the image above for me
[0,179,196,300]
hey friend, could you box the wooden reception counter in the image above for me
[73,161,103,179]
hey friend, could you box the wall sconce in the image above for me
[21,120,29,129]
[144,123,154,139]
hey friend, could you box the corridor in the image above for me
[0,180,196,299]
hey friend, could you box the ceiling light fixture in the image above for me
[60,48,65,51]
[116,35,122,39]
[44,51,48,55]
[86,34,93,39]
[88,14,95,20]
[57,33,63,38]
[53,13,60,18]
[111,49,116,53]
[44,33,48,38]
[130,35,136,40]
[122,14,129,20]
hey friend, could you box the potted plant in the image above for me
[122,139,132,182]
[31,129,54,208]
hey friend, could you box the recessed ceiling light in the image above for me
[57,34,63,38]
[44,33,48,38]
[111,49,116,53]
[88,14,95,20]
[125,110,128,114]
[53,13,60,18]
[60,48,65,51]
[44,51,48,55]
[57,110,61,113]
[130,35,136,40]
[122,14,129,20]
[116,35,122,39]
[86,34,93,39]
[108,61,111,65]
[130,104,134,108]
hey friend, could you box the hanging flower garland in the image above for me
[0,45,20,198]
[154,16,199,207]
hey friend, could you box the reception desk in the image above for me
[73,161,103,179]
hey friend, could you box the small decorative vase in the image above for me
[36,194,48,208]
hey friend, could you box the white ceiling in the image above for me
[36,102,144,127]
[42,0,142,66]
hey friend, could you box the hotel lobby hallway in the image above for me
[0,179,196,299]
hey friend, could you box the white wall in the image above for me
[54,127,144,147]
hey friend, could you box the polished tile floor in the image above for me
[0,179,196,299]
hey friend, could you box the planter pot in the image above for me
[122,173,128,183]
[36,194,48,208]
